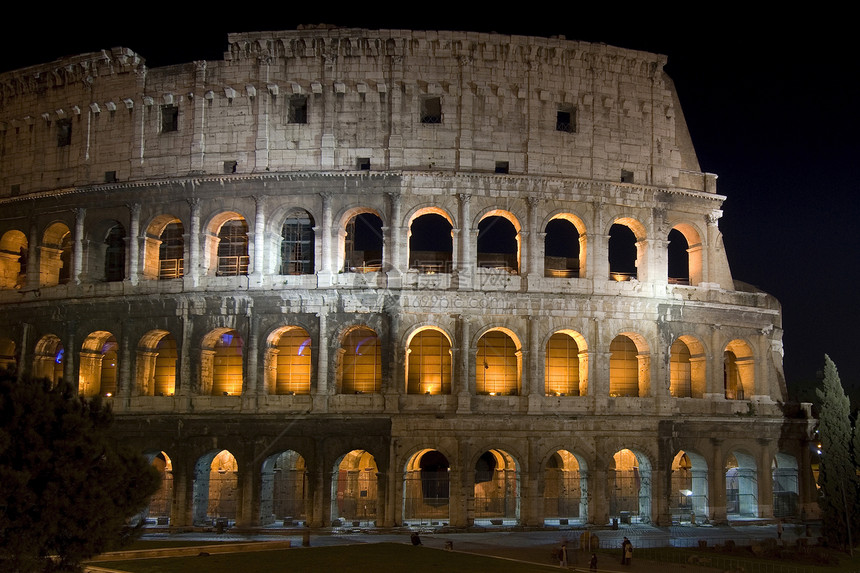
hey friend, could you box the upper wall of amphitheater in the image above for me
[0,28,711,197]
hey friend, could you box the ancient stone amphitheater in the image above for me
[0,27,815,529]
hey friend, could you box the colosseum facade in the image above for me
[0,27,816,529]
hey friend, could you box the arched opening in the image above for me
[136,330,177,396]
[79,331,118,398]
[476,329,520,396]
[477,214,519,274]
[193,450,238,526]
[671,336,706,398]
[41,222,72,287]
[545,331,587,396]
[281,211,315,275]
[669,224,703,286]
[338,326,381,394]
[343,212,383,273]
[409,212,453,274]
[609,223,638,281]
[670,451,709,523]
[33,334,64,385]
[609,449,652,523]
[201,329,244,396]
[145,451,174,525]
[0,229,28,289]
[406,328,452,395]
[331,450,378,526]
[0,337,16,373]
[158,221,184,279]
[773,453,799,518]
[725,339,755,399]
[544,217,583,278]
[726,451,758,518]
[265,326,312,395]
[104,224,126,282]
[216,218,250,276]
[474,449,520,525]
[261,450,309,526]
[403,449,450,526]
[543,450,587,525]
[609,334,649,397]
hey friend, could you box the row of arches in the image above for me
[5,327,756,400]
[0,206,704,289]
[142,446,800,527]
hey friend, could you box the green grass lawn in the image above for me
[96,542,561,573]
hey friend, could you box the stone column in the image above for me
[26,222,39,290]
[251,196,266,286]
[169,453,193,529]
[317,192,334,286]
[72,208,85,285]
[186,198,201,287]
[593,233,610,282]
[386,192,402,288]
[526,196,539,279]
[457,315,471,413]
[190,61,207,172]
[307,450,326,528]
[117,325,131,411]
[313,311,329,413]
[244,314,259,409]
[456,193,472,290]
[710,440,727,523]
[127,203,141,285]
[757,446,774,518]
[235,455,260,528]
[64,326,76,393]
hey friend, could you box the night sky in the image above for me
[2,11,856,398]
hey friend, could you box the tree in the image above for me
[0,374,160,572]
[815,355,859,551]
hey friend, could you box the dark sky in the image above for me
[2,12,857,395]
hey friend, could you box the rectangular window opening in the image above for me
[495,161,509,174]
[556,105,576,133]
[421,96,442,124]
[357,158,370,171]
[104,171,117,183]
[288,95,308,124]
[621,170,634,183]
[224,161,238,174]
[161,105,178,133]
[56,119,72,147]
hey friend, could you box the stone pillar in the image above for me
[127,203,141,285]
[386,192,402,288]
[757,446,774,518]
[64,326,76,392]
[526,196,539,278]
[645,238,669,285]
[457,316,471,413]
[26,222,39,290]
[72,208,85,285]
[308,452,326,528]
[117,326,131,411]
[190,61,207,172]
[186,198,201,287]
[710,440,727,523]
[590,464,608,525]
[169,453,193,528]
[527,316,541,412]
[313,311,329,412]
[317,192,334,286]
[456,193,472,289]
[251,196,266,285]
[593,234,610,282]
[244,314,259,408]
[235,455,260,528]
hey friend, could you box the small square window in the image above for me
[556,105,576,133]
[56,119,72,147]
[104,171,117,183]
[288,95,308,124]
[161,105,178,133]
[10,184,21,196]
[224,161,238,174]
[495,161,509,174]
[421,96,442,124]
[621,170,634,183]
[357,158,370,171]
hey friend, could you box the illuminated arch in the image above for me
[609,448,652,523]
[280,209,315,275]
[339,207,384,273]
[33,334,64,385]
[670,450,709,522]
[476,328,521,396]
[201,328,244,396]
[265,326,312,395]
[144,451,174,524]
[204,211,249,276]
[609,332,650,397]
[545,330,588,396]
[338,326,381,394]
[670,336,706,398]
[724,339,755,399]
[473,448,520,525]
[773,452,799,518]
[403,449,451,525]
[79,331,118,397]
[405,327,452,395]
[331,449,379,526]
[0,229,28,289]
[477,210,521,274]
[668,223,703,286]
[261,450,309,525]
[544,213,587,278]
[408,207,454,273]
[135,330,177,396]
[726,450,758,518]
[143,214,184,280]
[193,450,238,525]
[41,222,72,286]
[543,449,587,524]
[608,217,646,281]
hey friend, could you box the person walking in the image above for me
[589,553,598,572]
[621,537,633,565]
[558,541,568,568]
